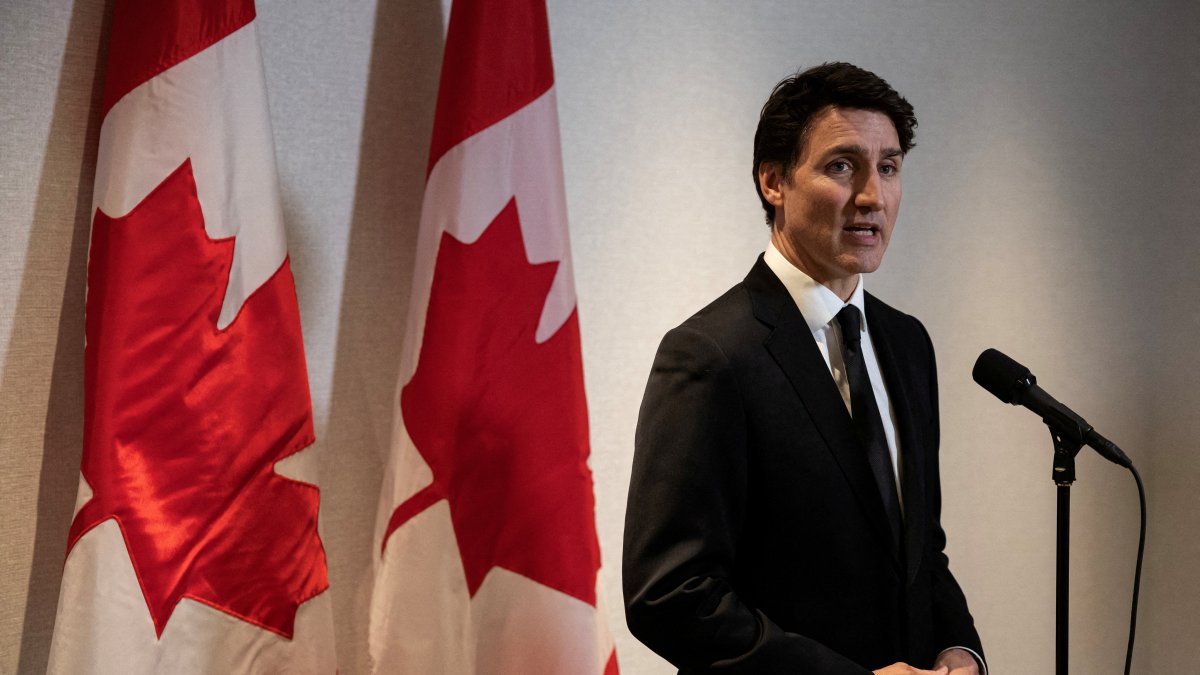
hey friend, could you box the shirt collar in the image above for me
[763,240,867,335]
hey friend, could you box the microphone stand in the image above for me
[1049,426,1083,675]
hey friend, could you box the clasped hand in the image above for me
[874,648,979,675]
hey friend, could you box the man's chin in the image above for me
[838,256,886,276]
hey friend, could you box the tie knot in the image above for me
[835,305,863,349]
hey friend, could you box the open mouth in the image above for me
[844,225,879,237]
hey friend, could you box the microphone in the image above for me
[972,348,1132,468]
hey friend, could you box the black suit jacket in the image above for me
[623,256,983,674]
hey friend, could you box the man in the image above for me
[623,63,985,675]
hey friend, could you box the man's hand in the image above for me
[933,648,981,675]
[872,664,948,675]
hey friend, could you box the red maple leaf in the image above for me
[68,159,329,638]
[384,198,601,607]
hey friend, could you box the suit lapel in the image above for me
[866,293,928,586]
[745,259,899,565]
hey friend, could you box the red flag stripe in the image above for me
[426,0,555,175]
[101,0,256,116]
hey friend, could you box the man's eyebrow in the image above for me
[823,144,904,159]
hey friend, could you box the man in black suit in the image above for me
[623,63,985,674]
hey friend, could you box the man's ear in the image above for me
[758,162,785,209]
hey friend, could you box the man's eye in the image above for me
[879,164,898,175]
[828,160,851,173]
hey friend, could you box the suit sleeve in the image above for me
[623,325,871,674]
[917,323,986,664]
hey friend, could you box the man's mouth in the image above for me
[844,224,879,237]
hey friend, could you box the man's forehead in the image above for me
[801,107,901,156]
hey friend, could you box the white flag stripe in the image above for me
[469,568,608,675]
[49,521,337,674]
[370,504,614,674]
[369,503,473,674]
[92,22,287,330]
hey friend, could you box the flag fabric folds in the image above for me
[47,1,336,672]
[369,0,618,673]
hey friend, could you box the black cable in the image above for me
[1124,464,1146,675]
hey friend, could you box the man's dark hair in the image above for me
[752,62,917,225]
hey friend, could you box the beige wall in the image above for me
[3,0,1197,673]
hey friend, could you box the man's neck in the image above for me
[768,230,860,301]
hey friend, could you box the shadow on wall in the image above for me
[8,1,113,673]
[315,0,445,672]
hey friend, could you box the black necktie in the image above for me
[835,305,903,550]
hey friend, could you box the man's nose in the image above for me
[854,170,884,211]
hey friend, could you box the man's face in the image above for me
[759,106,903,298]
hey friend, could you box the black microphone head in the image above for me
[972,348,1036,404]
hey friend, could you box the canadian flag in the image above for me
[369,0,618,673]
[47,1,336,673]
